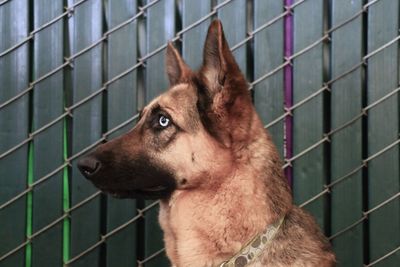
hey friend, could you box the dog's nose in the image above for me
[77,156,101,179]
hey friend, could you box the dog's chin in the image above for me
[97,184,174,200]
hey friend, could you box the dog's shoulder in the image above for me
[258,206,336,267]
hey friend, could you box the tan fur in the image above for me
[156,20,336,267]
[156,99,334,266]
[79,20,335,267]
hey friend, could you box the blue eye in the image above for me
[159,115,170,127]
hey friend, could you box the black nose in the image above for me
[77,156,101,179]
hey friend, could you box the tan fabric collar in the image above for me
[219,216,285,267]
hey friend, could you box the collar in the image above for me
[220,216,285,267]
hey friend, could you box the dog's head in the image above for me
[78,20,255,199]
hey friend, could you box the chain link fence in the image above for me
[0,0,399,266]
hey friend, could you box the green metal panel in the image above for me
[144,0,175,266]
[292,0,326,229]
[31,1,64,266]
[1,2,400,266]
[182,0,211,69]
[367,0,400,265]
[330,0,363,265]
[253,0,284,156]
[217,0,247,78]
[69,0,103,266]
[106,1,137,266]
[0,0,29,266]
[145,0,175,102]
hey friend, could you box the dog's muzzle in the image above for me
[76,150,176,200]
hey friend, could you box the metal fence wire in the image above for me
[0,0,399,266]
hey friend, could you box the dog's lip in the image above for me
[139,185,167,192]
[99,185,169,199]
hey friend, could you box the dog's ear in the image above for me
[195,20,252,148]
[166,42,191,86]
[200,19,245,95]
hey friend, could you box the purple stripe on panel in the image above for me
[284,0,293,187]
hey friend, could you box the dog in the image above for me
[78,20,336,267]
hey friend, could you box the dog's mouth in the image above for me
[98,183,173,200]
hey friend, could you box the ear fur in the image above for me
[166,42,191,86]
[196,20,253,148]
[200,19,244,94]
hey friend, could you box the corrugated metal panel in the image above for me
[330,0,364,265]
[182,0,211,69]
[253,0,284,156]
[0,0,29,266]
[292,0,326,229]
[367,0,400,265]
[69,0,103,266]
[105,1,138,266]
[31,0,64,266]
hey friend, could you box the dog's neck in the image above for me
[229,109,293,223]
[220,215,285,267]
[159,113,292,267]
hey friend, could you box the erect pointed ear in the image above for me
[200,19,243,93]
[166,42,191,86]
[197,20,252,148]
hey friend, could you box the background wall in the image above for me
[0,0,399,266]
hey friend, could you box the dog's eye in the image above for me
[159,115,170,127]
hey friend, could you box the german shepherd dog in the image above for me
[78,20,336,267]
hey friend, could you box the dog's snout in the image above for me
[77,156,101,179]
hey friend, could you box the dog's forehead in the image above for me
[165,83,197,102]
[162,83,198,115]
[145,83,196,111]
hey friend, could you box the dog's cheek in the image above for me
[146,127,178,152]
[171,159,211,190]
[157,144,195,189]
[177,177,188,188]
[168,164,192,189]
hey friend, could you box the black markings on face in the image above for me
[191,152,195,162]
[85,148,177,200]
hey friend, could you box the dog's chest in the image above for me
[159,192,246,266]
